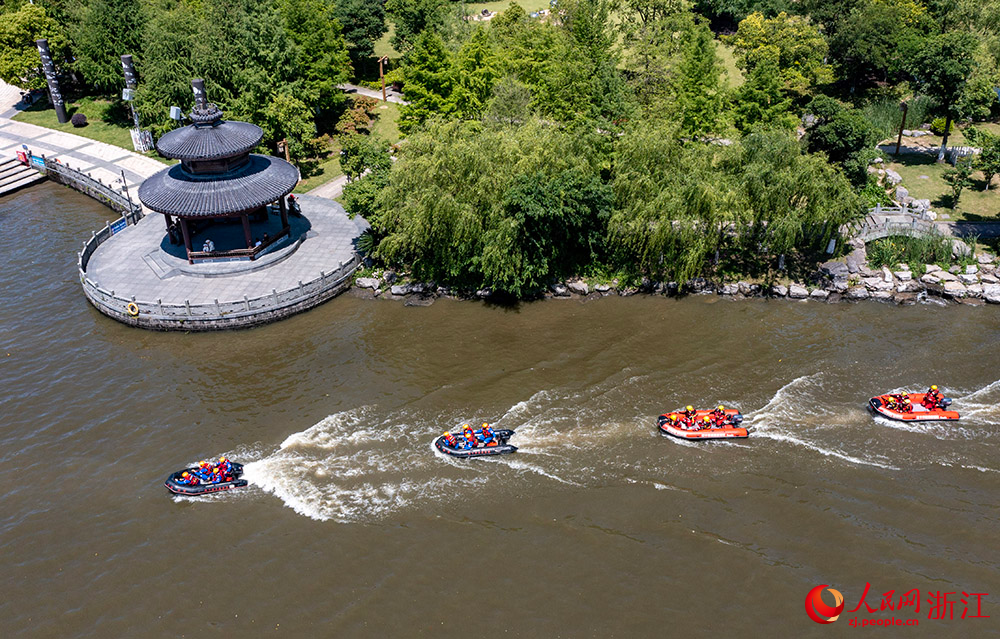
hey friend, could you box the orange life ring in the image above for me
[126,302,139,317]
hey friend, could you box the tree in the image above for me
[731,50,795,133]
[339,133,391,181]
[385,0,449,54]
[260,93,322,162]
[977,139,1000,191]
[909,31,979,161]
[726,11,831,99]
[70,0,145,93]
[278,0,352,118]
[618,0,689,106]
[333,0,388,66]
[0,4,68,89]
[675,23,725,137]
[484,76,533,126]
[398,32,455,133]
[830,0,932,89]
[803,98,880,186]
[451,27,501,120]
[943,158,973,206]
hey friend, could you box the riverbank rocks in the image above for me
[789,284,809,298]
[567,281,589,295]
[355,277,379,290]
[978,253,995,265]
[595,284,611,293]
[885,169,903,185]
[771,284,788,297]
[943,281,968,298]
[952,240,971,258]
[984,284,1000,304]
[810,289,829,300]
[721,283,740,296]
[550,283,570,297]
[390,284,411,296]
[846,286,870,300]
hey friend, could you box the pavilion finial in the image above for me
[191,79,207,109]
[189,78,223,127]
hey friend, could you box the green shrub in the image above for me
[866,233,953,272]
[930,117,953,136]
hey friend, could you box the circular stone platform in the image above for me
[80,195,368,330]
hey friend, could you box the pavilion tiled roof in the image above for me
[155,119,264,161]
[138,155,299,217]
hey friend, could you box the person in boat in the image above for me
[218,456,233,476]
[462,425,478,449]
[194,460,213,480]
[178,471,199,486]
[710,405,728,427]
[699,416,713,430]
[682,405,697,422]
[899,397,914,413]
[924,385,943,409]
[479,423,496,445]
[442,431,458,448]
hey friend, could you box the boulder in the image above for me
[739,281,761,296]
[721,283,740,296]
[409,282,433,294]
[936,270,958,282]
[942,281,968,298]
[550,283,570,297]
[382,270,397,284]
[845,286,870,300]
[771,284,788,297]
[819,261,850,278]
[925,264,941,273]
[920,273,941,285]
[863,276,893,291]
[567,281,589,295]
[880,266,893,283]
[845,248,867,274]
[965,264,979,275]
[788,284,809,299]
[983,284,1000,304]
[977,253,995,265]
[873,290,894,302]
[981,273,999,284]
[810,289,829,300]
[894,185,909,201]
[476,288,492,299]
[684,278,710,293]
[893,270,912,281]
[355,277,379,290]
[595,284,611,293]
[913,198,931,211]
[828,279,849,293]
[884,169,903,185]
[966,283,983,297]
[896,263,910,271]
[952,239,972,258]
[896,280,922,293]
[390,284,411,296]
[959,273,979,285]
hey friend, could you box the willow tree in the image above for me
[370,119,607,294]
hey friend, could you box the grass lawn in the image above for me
[887,153,999,221]
[716,40,744,89]
[466,0,551,15]
[371,102,402,145]
[294,140,343,194]
[13,97,171,164]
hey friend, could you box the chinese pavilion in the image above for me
[138,79,299,263]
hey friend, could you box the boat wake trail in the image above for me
[747,374,900,470]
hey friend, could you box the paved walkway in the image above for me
[337,83,409,105]
[0,117,164,198]
[86,195,366,306]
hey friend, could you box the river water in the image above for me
[2,182,999,637]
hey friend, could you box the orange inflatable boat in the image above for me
[869,393,959,422]
[658,409,748,440]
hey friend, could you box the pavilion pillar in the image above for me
[279,197,289,229]
[164,213,173,232]
[241,214,253,249]
[179,217,193,264]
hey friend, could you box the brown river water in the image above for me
[3,182,1000,637]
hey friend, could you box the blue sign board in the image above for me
[110,218,127,235]
[30,155,44,168]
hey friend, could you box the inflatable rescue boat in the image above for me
[435,429,517,458]
[658,409,748,440]
[869,393,959,422]
[164,462,247,496]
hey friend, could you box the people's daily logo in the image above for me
[806,585,845,624]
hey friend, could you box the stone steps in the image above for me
[0,158,44,196]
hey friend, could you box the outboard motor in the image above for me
[941,398,952,408]
[731,414,744,425]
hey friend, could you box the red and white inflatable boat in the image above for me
[658,409,748,440]
[869,393,959,422]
